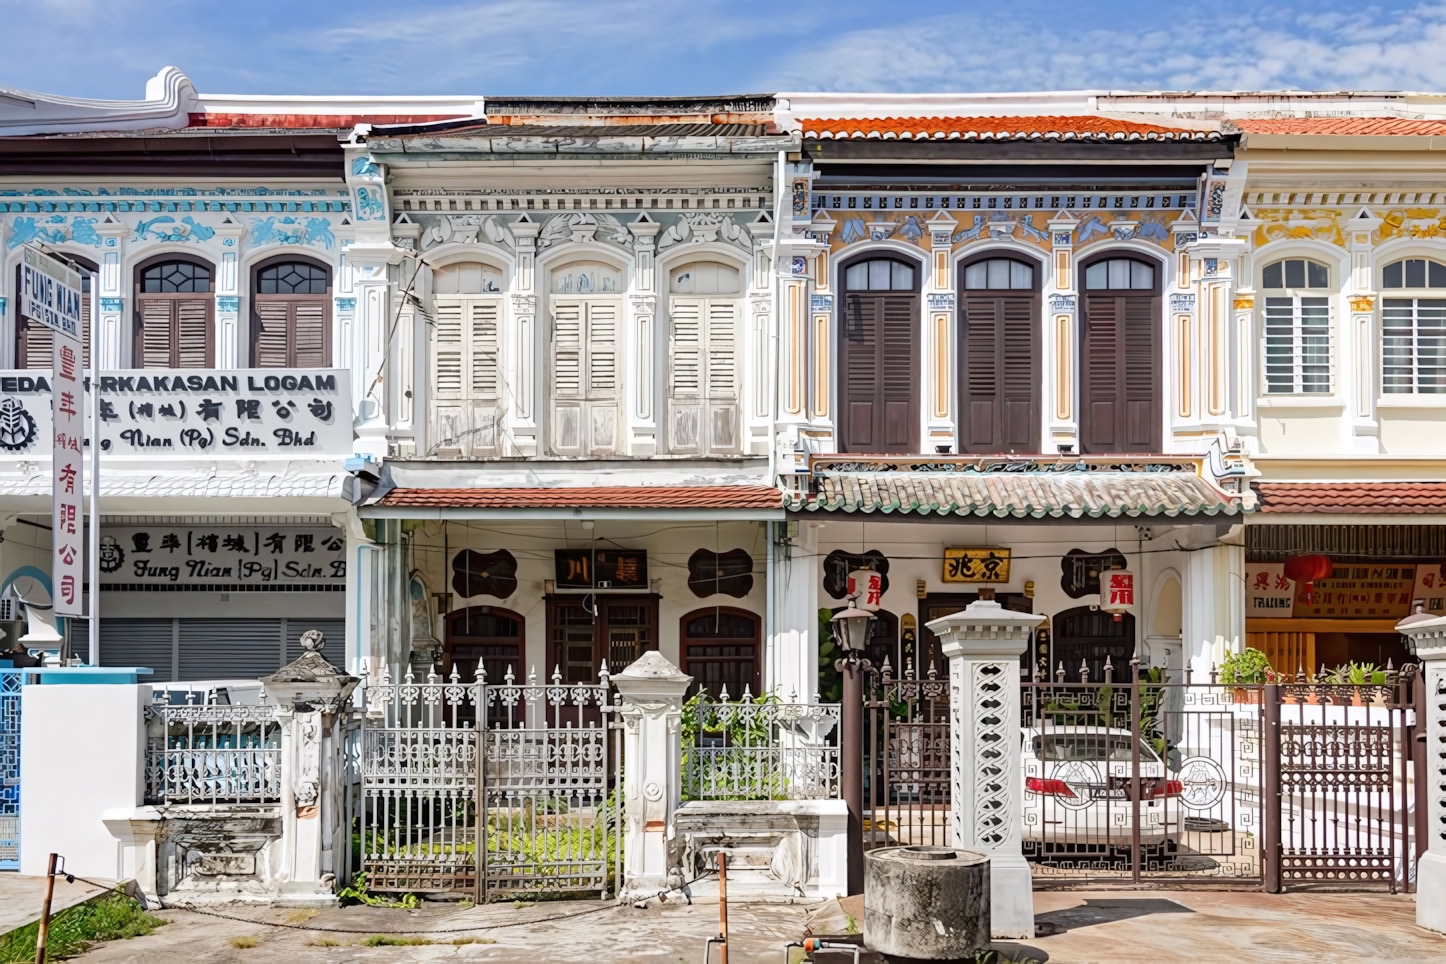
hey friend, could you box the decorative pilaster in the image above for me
[507,216,541,455]
[927,600,1044,940]
[343,147,402,459]
[1047,212,1079,452]
[215,219,244,368]
[1348,208,1383,439]
[925,210,958,451]
[628,215,662,455]
[612,652,692,899]
[1393,614,1446,934]
[97,217,128,369]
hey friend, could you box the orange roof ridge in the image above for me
[1233,116,1446,136]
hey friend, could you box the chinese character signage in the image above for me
[98,526,346,585]
[1245,563,1294,619]
[20,245,82,338]
[1292,564,1415,619]
[846,569,883,610]
[1412,562,1446,616]
[51,331,84,615]
[942,547,1011,583]
[554,549,648,590]
[0,369,351,457]
[1103,569,1136,616]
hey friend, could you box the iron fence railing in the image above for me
[682,690,841,801]
[144,703,282,805]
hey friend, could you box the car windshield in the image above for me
[1033,733,1161,764]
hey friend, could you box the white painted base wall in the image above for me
[20,684,146,879]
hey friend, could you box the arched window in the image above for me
[1080,256,1160,452]
[549,261,622,456]
[134,257,213,368]
[959,257,1040,453]
[444,606,523,686]
[17,256,94,370]
[1261,258,1332,395]
[668,262,742,456]
[431,262,502,457]
[963,258,1034,290]
[1382,258,1446,394]
[1084,258,1155,291]
[252,259,330,368]
[680,608,760,698]
[839,258,920,453]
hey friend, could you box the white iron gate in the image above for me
[358,665,620,900]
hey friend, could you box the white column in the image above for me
[927,599,1044,940]
[612,651,691,899]
[1182,525,1246,675]
[1395,614,1446,933]
[770,520,819,701]
[97,219,128,369]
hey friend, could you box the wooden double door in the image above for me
[547,595,659,683]
[1080,287,1161,453]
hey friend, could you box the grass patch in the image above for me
[361,935,434,946]
[451,937,496,945]
[228,935,259,949]
[511,900,535,909]
[0,888,166,962]
[286,908,318,924]
[310,938,343,947]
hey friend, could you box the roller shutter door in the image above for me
[87,618,176,683]
[285,618,346,664]
[178,619,283,681]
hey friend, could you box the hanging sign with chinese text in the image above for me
[554,549,648,590]
[846,569,883,610]
[97,526,346,585]
[20,244,82,338]
[942,547,1011,583]
[51,332,84,615]
[1245,563,1294,619]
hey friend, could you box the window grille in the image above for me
[1382,298,1446,393]
[1263,296,1332,393]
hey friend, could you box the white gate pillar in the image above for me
[1396,613,1446,933]
[612,651,691,900]
[927,599,1044,940]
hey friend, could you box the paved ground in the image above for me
[53,889,1446,963]
[0,872,115,937]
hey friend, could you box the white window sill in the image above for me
[1377,395,1446,410]
[1256,395,1345,411]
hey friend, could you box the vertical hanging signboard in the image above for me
[19,244,85,616]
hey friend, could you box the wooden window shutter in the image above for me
[962,296,1038,453]
[881,295,917,450]
[552,301,583,397]
[433,301,464,397]
[468,301,499,396]
[1122,297,1156,449]
[140,299,176,368]
[291,300,328,368]
[1083,295,1120,451]
[1001,296,1037,450]
[254,301,291,368]
[1082,294,1157,453]
[176,298,212,368]
[670,298,703,396]
[706,299,738,396]
[963,297,999,450]
[19,279,90,370]
[843,294,879,449]
[586,302,618,395]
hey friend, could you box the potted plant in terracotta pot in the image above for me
[1219,648,1272,704]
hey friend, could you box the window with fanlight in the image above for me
[135,256,214,368]
[251,259,330,368]
[1260,258,1333,395]
[431,262,503,456]
[958,257,1040,453]
[1382,258,1446,394]
[1079,257,1160,453]
[839,257,920,453]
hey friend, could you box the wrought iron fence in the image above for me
[358,665,621,900]
[144,702,282,805]
[0,670,27,869]
[681,688,840,801]
[863,659,951,850]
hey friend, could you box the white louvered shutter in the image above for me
[668,297,740,454]
[433,301,464,398]
[670,299,702,397]
[468,301,499,396]
[706,300,738,398]
[586,302,618,396]
[553,301,583,398]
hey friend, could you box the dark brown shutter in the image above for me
[961,295,1038,454]
[1082,294,1158,453]
[293,301,328,367]
[841,292,918,453]
[881,295,917,448]
[843,294,879,450]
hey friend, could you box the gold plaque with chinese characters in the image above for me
[942,548,1011,583]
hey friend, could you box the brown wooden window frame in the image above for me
[837,254,922,455]
[957,254,1042,455]
[133,254,215,369]
[545,593,660,684]
[250,255,332,369]
[680,606,761,698]
[1078,254,1163,455]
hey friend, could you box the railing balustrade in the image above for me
[144,701,282,805]
[682,688,841,801]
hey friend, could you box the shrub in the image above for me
[0,888,166,962]
[1219,648,1272,685]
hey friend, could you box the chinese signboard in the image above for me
[97,526,346,585]
[942,547,1011,583]
[0,370,351,457]
[1245,562,1295,619]
[51,332,84,615]
[1291,564,1416,619]
[846,569,883,610]
[1413,562,1446,616]
[554,549,648,590]
[20,244,82,338]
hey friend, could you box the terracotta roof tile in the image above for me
[375,486,782,509]
[800,115,1219,142]
[1255,482,1446,514]
[1233,117,1446,136]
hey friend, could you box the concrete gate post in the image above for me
[1395,613,1446,933]
[927,599,1044,940]
[612,651,692,900]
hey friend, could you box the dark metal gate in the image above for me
[863,660,951,850]
[358,665,621,900]
[1264,670,1420,892]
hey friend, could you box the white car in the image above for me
[1021,725,1181,859]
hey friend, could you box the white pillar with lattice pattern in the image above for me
[1396,613,1446,934]
[928,599,1044,940]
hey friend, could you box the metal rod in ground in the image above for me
[717,851,728,964]
[34,852,58,964]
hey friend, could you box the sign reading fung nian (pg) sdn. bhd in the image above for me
[20,244,85,617]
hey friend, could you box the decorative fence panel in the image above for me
[144,701,282,805]
[359,666,620,900]
[0,670,24,870]
[681,690,840,801]
[863,661,951,850]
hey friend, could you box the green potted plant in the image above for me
[1218,648,1272,704]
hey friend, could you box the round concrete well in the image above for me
[863,845,990,960]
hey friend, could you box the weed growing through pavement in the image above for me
[362,935,434,946]
[0,888,166,962]
[228,935,259,949]
[286,908,318,924]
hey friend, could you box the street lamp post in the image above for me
[830,594,875,895]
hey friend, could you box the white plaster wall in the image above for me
[1254,407,1349,455]
[1379,409,1446,454]
[20,683,146,877]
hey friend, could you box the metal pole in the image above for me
[1415,671,1430,874]
[34,852,57,964]
[842,653,864,895]
[1263,682,1282,893]
[716,851,728,964]
[87,270,99,667]
[1129,658,1141,885]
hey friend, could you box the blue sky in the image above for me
[2,0,1444,97]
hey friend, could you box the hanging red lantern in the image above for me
[1283,554,1333,604]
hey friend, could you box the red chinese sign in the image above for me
[52,330,84,616]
